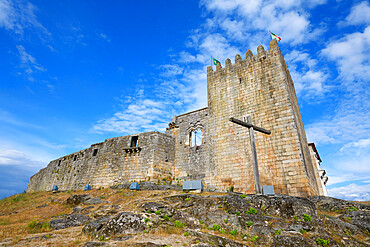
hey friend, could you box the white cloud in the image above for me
[322,27,370,84]
[328,183,370,201]
[0,149,44,167]
[340,138,370,152]
[0,0,49,35]
[200,0,326,45]
[343,1,370,26]
[285,50,328,97]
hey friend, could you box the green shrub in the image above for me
[300,229,307,234]
[146,210,153,214]
[240,194,246,198]
[200,220,204,224]
[229,229,238,236]
[229,186,234,192]
[144,218,150,223]
[316,238,330,246]
[184,232,189,236]
[275,229,281,235]
[175,220,185,228]
[246,207,257,215]
[98,236,104,241]
[185,197,190,201]
[218,205,222,208]
[246,221,253,227]
[236,211,241,216]
[155,210,161,215]
[212,224,221,231]
[345,230,349,236]
[224,219,228,223]
[163,214,169,221]
[303,214,312,222]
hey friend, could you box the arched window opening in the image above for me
[189,128,203,147]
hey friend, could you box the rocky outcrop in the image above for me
[49,191,370,246]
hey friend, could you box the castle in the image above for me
[27,40,328,197]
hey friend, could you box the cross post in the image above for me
[229,116,271,194]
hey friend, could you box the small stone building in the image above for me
[27,40,328,197]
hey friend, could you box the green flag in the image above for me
[213,57,220,66]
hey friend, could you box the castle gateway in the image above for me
[27,40,328,197]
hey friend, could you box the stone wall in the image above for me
[27,131,175,192]
[165,107,213,187]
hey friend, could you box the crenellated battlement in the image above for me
[207,39,281,75]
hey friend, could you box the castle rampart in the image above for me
[27,40,327,197]
[27,131,174,192]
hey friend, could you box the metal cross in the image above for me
[229,116,271,194]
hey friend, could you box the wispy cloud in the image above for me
[16,44,47,81]
[285,50,329,98]
[98,32,110,42]
[0,149,44,167]
[0,0,50,36]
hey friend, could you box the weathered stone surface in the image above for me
[271,234,317,247]
[97,212,146,238]
[66,194,90,207]
[188,230,248,247]
[85,198,103,205]
[50,214,91,230]
[82,242,106,247]
[310,196,370,212]
[340,211,370,232]
[83,215,113,236]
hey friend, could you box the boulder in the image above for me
[97,212,146,238]
[66,194,90,207]
[50,214,91,230]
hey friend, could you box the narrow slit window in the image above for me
[73,155,77,161]
[131,136,139,147]
[190,131,196,147]
[92,149,99,156]
[58,160,61,166]
[196,129,202,146]
[239,78,242,83]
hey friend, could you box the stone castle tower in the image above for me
[27,39,328,197]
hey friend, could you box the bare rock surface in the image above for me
[50,213,91,230]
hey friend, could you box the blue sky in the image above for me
[0,0,369,200]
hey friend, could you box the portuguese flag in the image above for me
[270,32,281,42]
[213,57,221,66]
